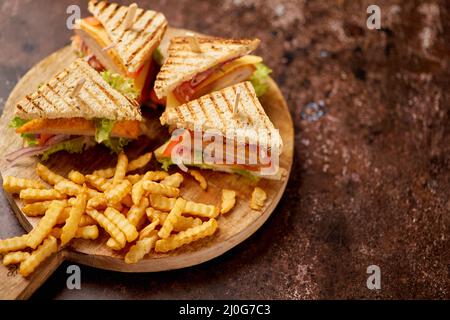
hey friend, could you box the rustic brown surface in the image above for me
[0,0,449,299]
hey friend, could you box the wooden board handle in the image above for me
[0,251,65,300]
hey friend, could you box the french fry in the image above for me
[155,219,218,253]
[56,207,71,225]
[131,180,146,205]
[189,170,207,190]
[139,219,160,240]
[106,238,124,250]
[20,188,65,202]
[105,180,131,204]
[22,201,54,217]
[250,187,267,210]
[54,180,100,198]
[158,198,186,239]
[146,207,202,232]
[3,251,30,266]
[112,151,128,186]
[75,225,99,240]
[50,227,62,238]
[126,174,142,185]
[161,173,184,188]
[121,194,133,208]
[221,189,236,214]
[68,197,77,206]
[27,201,65,249]
[87,195,107,210]
[131,171,169,205]
[79,215,97,227]
[149,194,176,211]
[61,192,87,246]
[127,152,152,172]
[92,168,115,179]
[93,152,152,179]
[85,175,111,192]
[0,234,29,253]
[125,234,158,264]
[185,201,220,219]
[143,181,179,198]
[127,197,150,226]
[149,195,219,218]
[3,176,47,194]
[141,171,169,182]
[19,236,58,277]
[36,163,64,185]
[104,207,138,242]
[86,209,126,248]
[68,170,85,185]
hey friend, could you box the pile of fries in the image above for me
[0,151,267,277]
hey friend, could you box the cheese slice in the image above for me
[166,91,182,110]
[197,55,262,90]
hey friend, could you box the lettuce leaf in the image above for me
[9,117,38,146]
[94,118,115,143]
[9,116,29,129]
[94,118,129,153]
[41,137,91,161]
[152,47,164,66]
[250,63,272,97]
[101,70,139,99]
[102,137,129,154]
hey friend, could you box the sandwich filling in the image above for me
[163,56,272,109]
[154,130,279,181]
[8,117,137,162]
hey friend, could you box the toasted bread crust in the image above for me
[14,59,142,121]
[160,82,283,151]
[154,37,260,99]
[88,0,168,73]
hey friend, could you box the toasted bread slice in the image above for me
[16,118,141,139]
[154,37,260,99]
[14,59,142,121]
[160,81,283,151]
[88,0,168,74]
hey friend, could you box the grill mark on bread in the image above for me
[123,12,159,64]
[46,82,75,114]
[219,90,233,114]
[93,1,108,15]
[77,67,122,117]
[101,2,119,23]
[115,8,148,41]
[108,6,128,33]
[25,95,44,112]
[210,93,227,131]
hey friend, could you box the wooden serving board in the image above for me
[0,28,293,299]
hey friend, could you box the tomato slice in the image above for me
[162,135,184,158]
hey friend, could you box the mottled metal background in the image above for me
[0,0,448,299]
